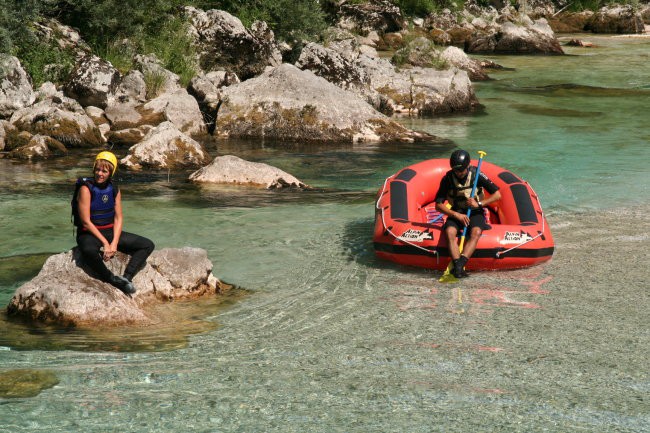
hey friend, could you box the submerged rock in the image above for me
[0,369,59,398]
[190,154,308,189]
[7,247,229,327]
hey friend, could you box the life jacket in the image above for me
[446,166,484,211]
[71,177,118,229]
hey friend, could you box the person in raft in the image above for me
[434,149,501,278]
[75,151,154,295]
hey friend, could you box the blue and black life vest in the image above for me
[71,177,118,229]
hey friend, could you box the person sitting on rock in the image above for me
[74,151,154,295]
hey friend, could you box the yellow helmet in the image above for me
[94,151,118,176]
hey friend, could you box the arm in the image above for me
[78,185,112,259]
[109,191,123,258]
[434,176,470,226]
[467,173,501,209]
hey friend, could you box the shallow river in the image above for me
[0,35,648,432]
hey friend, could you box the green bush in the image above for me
[140,16,198,86]
[16,42,76,87]
[394,0,440,17]
[0,0,42,54]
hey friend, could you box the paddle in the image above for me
[439,150,487,283]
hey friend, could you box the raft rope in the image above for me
[495,185,547,258]
[376,177,440,264]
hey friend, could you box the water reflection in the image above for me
[0,287,249,352]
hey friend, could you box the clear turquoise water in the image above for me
[0,35,648,432]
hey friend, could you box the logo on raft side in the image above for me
[501,231,533,244]
[398,229,433,243]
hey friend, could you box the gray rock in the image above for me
[33,18,91,58]
[0,120,7,150]
[296,42,371,90]
[183,7,282,79]
[6,134,67,160]
[585,5,645,34]
[0,55,36,119]
[358,55,478,115]
[334,0,405,35]
[120,121,210,170]
[133,54,182,97]
[9,99,104,149]
[113,70,147,102]
[190,154,308,189]
[64,55,121,109]
[467,17,563,54]
[106,125,153,147]
[7,247,226,327]
[105,100,148,130]
[216,63,434,143]
[440,46,489,81]
[143,89,207,136]
[188,71,240,134]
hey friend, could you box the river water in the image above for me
[1,35,648,432]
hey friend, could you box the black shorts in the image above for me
[443,209,490,236]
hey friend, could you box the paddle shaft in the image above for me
[458,151,486,253]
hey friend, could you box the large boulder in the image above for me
[104,88,206,146]
[215,63,435,143]
[296,42,371,92]
[0,55,36,119]
[143,89,207,136]
[547,11,594,33]
[120,121,210,170]
[63,55,121,109]
[584,5,645,34]
[357,55,478,115]
[9,97,104,148]
[183,7,282,79]
[440,46,489,81]
[188,71,240,134]
[295,42,383,109]
[423,5,563,54]
[33,18,91,58]
[467,17,563,54]
[189,155,308,189]
[332,0,406,35]
[297,40,479,115]
[7,247,227,327]
[6,134,67,160]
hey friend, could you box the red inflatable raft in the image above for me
[373,159,554,271]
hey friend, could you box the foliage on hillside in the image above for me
[0,0,645,87]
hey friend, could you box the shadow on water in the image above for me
[341,216,436,276]
[499,83,650,98]
[511,103,604,118]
